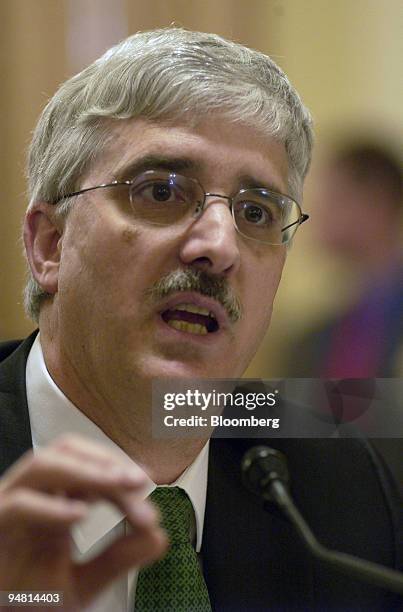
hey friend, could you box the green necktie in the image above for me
[134,486,212,612]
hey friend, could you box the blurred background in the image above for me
[1,0,402,378]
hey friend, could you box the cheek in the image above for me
[231,270,282,377]
[58,216,142,316]
[241,251,286,341]
[58,213,179,328]
[248,276,278,329]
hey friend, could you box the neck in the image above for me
[39,315,209,484]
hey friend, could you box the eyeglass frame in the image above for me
[52,170,309,245]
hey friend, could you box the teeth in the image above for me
[167,320,208,335]
[174,303,212,317]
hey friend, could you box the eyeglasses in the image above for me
[53,170,309,245]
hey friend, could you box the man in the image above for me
[0,28,401,611]
[289,141,403,378]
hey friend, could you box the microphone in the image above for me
[241,445,403,596]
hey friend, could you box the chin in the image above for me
[142,356,230,380]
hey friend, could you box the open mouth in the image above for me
[161,303,220,335]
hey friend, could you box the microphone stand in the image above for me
[242,446,403,596]
[269,477,403,595]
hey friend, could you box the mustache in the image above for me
[146,268,242,324]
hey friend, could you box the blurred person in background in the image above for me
[290,141,403,378]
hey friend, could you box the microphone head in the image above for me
[242,445,289,502]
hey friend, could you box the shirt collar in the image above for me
[26,333,209,553]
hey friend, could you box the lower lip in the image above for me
[156,314,224,343]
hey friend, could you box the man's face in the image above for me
[53,117,288,388]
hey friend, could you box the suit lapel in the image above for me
[0,332,37,475]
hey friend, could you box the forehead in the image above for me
[85,117,289,194]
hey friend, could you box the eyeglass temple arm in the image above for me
[52,181,130,204]
[281,213,309,233]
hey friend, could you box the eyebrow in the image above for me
[237,174,284,195]
[115,155,200,181]
[114,154,285,196]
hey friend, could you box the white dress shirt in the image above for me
[25,334,209,612]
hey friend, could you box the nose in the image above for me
[179,198,241,276]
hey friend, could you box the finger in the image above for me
[0,451,157,528]
[2,432,148,490]
[51,434,142,473]
[119,495,161,531]
[74,526,168,604]
[0,487,88,531]
[1,449,145,499]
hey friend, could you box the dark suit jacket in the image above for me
[1,333,403,611]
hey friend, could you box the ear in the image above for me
[23,204,63,295]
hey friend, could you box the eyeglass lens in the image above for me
[128,171,301,245]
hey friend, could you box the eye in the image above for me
[134,179,187,205]
[151,182,173,202]
[238,201,274,226]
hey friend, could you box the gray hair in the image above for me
[24,27,314,322]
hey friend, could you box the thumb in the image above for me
[72,527,168,605]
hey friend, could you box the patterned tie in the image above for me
[134,487,212,612]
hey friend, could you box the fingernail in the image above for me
[70,500,89,514]
[109,467,144,485]
[129,502,156,525]
[121,471,145,485]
